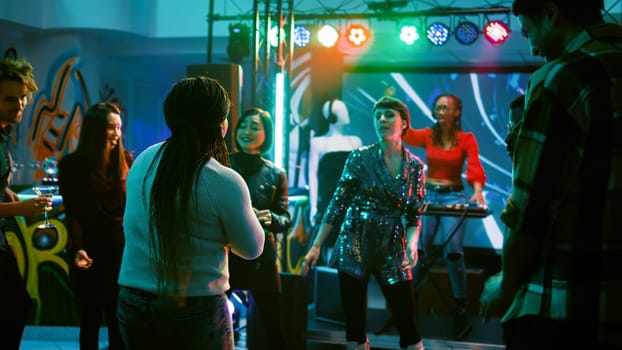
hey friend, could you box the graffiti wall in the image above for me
[5,203,77,325]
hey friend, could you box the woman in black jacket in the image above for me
[228,107,290,349]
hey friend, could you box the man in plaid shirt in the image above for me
[481,1,622,349]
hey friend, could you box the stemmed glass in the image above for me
[32,157,59,230]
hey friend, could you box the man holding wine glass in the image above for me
[0,57,52,350]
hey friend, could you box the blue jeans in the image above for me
[116,286,234,350]
[413,189,468,299]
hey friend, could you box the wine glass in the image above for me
[33,157,59,230]
[32,184,58,230]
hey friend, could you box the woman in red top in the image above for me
[403,94,486,341]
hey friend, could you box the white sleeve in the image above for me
[216,170,265,260]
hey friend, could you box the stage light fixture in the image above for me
[399,25,419,45]
[455,21,479,45]
[227,23,251,62]
[484,20,510,45]
[426,22,450,46]
[317,24,339,48]
[294,25,312,47]
[269,26,286,47]
[346,24,370,47]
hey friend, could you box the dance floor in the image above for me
[20,291,505,350]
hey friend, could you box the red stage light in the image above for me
[484,20,510,45]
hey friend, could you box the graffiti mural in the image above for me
[29,54,89,180]
[5,210,77,325]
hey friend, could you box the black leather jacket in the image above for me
[228,152,290,291]
[230,152,290,234]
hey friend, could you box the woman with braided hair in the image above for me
[116,77,265,350]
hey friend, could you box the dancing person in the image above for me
[58,102,133,350]
[303,96,426,350]
[116,76,265,350]
[404,93,487,340]
[480,1,622,349]
[0,57,52,350]
[228,107,290,349]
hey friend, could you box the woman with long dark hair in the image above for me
[116,77,264,350]
[58,102,133,350]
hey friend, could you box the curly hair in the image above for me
[0,58,38,100]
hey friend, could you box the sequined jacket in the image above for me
[323,144,425,284]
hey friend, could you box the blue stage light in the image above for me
[455,21,479,45]
[426,22,450,46]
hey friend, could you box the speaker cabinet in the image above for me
[186,64,242,149]
[418,266,485,315]
[314,266,345,325]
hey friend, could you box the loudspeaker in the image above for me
[186,64,242,149]
[311,46,343,135]
[418,266,485,315]
[314,266,345,325]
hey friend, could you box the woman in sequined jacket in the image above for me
[303,96,426,350]
[228,107,290,349]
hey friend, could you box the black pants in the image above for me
[339,271,421,349]
[78,293,125,350]
[0,249,32,350]
[246,289,288,350]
